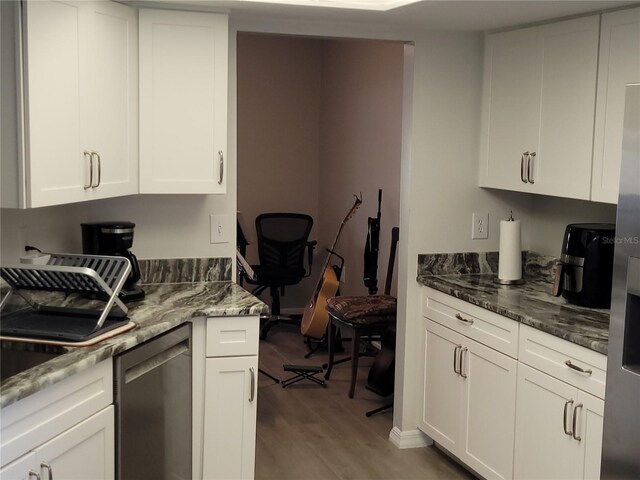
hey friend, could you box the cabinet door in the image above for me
[534,16,599,199]
[592,7,640,204]
[514,364,580,480]
[139,9,228,194]
[23,0,90,207]
[0,452,37,480]
[462,337,517,480]
[33,406,114,480]
[84,1,138,199]
[203,356,257,480]
[479,26,540,192]
[575,391,604,480]
[419,319,466,454]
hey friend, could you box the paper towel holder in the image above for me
[493,211,525,286]
[493,277,525,286]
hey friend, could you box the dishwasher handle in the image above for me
[124,341,189,384]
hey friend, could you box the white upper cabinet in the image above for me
[480,26,540,194]
[479,16,600,200]
[592,7,640,204]
[139,9,228,194]
[18,0,138,208]
[84,1,139,201]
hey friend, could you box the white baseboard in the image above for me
[389,427,433,449]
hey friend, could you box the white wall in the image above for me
[0,193,234,261]
[527,195,617,256]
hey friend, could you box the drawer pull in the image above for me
[563,399,574,436]
[572,403,583,441]
[565,360,592,375]
[41,463,53,480]
[455,313,474,325]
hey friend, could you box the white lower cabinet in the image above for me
[514,364,604,480]
[420,319,517,480]
[0,360,115,480]
[203,357,258,480]
[419,287,606,480]
[32,406,115,480]
[200,316,259,480]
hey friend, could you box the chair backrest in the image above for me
[384,227,400,296]
[255,213,313,272]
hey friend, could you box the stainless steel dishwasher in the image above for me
[115,323,192,480]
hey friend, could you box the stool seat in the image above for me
[326,295,396,325]
[325,295,397,398]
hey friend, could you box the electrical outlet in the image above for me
[210,214,230,244]
[472,212,489,239]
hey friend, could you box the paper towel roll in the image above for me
[498,219,522,281]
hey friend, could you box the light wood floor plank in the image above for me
[255,326,475,480]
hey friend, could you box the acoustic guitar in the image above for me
[301,196,362,339]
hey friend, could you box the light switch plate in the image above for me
[210,214,230,244]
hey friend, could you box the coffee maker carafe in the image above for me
[81,221,145,302]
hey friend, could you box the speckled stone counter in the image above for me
[1,260,268,409]
[417,252,609,356]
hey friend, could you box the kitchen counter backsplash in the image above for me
[138,257,232,284]
[418,251,557,283]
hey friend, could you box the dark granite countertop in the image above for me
[0,281,268,409]
[416,252,609,356]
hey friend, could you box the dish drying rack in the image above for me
[0,254,132,343]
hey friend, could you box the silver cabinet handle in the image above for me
[249,367,255,402]
[565,360,592,375]
[572,403,583,441]
[90,152,101,188]
[29,471,41,480]
[527,152,535,184]
[520,152,528,183]
[459,347,468,378]
[563,399,574,436]
[455,313,474,325]
[84,151,93,190]
[41,462,53,480]
[218,151,224,185]
[453,345,462,375]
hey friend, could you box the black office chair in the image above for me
[243,213,316,340]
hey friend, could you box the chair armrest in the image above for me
[304,240,318,277]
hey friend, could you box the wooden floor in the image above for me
[255,324,476,480]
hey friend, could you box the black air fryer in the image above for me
[81,221,145,302]
[553,223,615,308]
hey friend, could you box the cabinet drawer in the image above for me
[519,324,607,399]
[1,358,113,467]
[423,287,519,358]
[206,316,259,358]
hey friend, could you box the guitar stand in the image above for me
[259,368,280,384]
[281,364,326,388]
[365,402,393,417]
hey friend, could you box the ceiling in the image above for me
[141,0,637,31]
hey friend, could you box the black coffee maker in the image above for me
[552,223,615,308]
[81,221,145,302]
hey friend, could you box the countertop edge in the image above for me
[418,275,608,356]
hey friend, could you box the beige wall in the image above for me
[318,39,404,297]
[236,35,403,308]
[236,34,322,309]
